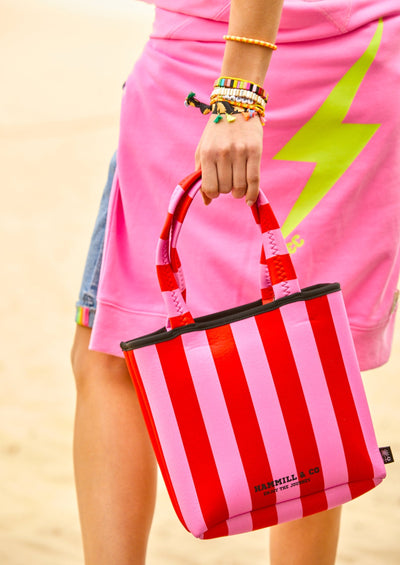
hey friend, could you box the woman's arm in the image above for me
[195,0,284,206]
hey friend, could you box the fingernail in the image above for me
[246,200,254,207]
[201,194,210,206]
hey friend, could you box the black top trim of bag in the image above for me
[120,283,341,351]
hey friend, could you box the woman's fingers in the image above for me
[201,158,219,201]
[231,142,248,199]
[245,141,262,206]
[196,114,263,204]
[201,139,233,200]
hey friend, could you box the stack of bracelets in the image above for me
[184,34,277,125]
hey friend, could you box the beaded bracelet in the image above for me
[210,97,265,116]
[214,76,266,98]
[211,87,267,108]
[223,35,277,51]
[211,94,266,108]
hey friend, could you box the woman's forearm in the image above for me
[196,1,284,204]
[221,0,284,85]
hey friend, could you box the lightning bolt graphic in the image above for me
[275,18,383,239]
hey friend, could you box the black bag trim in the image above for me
[121,282,341,351]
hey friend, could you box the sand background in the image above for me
[0,1,399,563]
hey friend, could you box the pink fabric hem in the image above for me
[89,300,166,358]
[351,308,398,371]
[89,299,398,371]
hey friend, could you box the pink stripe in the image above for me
[261,229,290,259]
[160,289,190,319]
[181,331,252,519]
[168,184,185,214]
[83,307,90,326]
[259,262,272,286]
[271,278,301,299]
[134,345,206,535]
[230,316,303,523]
[170,219,183,251]
[280,300,350,492]
[156,246,170,266]
[272,497,305,524]
[327,292,386,481]
[325,482,354,509]
[226,513,254,536]
[174,265,185,294]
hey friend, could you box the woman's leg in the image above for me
[269,507,342,565]
[71,325,157,565]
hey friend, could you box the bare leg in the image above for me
[71,325,157,565]
[270,507,342,565]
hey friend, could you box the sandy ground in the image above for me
[0,1,399,563]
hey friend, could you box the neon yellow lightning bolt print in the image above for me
[275,18,384,240]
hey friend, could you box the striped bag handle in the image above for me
[165,172,276,304]
[156,171,301,329]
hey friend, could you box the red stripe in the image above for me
[160,212,173,241]
[265,254,297,285]
[170,248,181,273]
[156,264,179,292]
[261,286,274,304]
[123,351,189,532]
[156,338,229,534]
[206,325,278,524]
[169,312,194,328]
[257,203,280,232]
[175,194,193,225]
[305,295,375,498]
[255,308,327,517]
[203,504,282,539]
[202,521,230,540]
[179,169,202,192]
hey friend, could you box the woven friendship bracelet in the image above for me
[184,91,212,114]
[185,92,264,116]
[212,102,266,125]
[184,92,266,125]
[223,34,277,51]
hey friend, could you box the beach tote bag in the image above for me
[121,170,387,539]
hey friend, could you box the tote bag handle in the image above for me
[156,170,301,329]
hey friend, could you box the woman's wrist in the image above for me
[220,42,273,87]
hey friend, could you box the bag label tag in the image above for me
[379,446,394,464]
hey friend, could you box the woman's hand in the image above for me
[195,113,263,206]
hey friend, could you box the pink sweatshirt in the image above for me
[90,0,400,370]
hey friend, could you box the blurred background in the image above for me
[0,1,399,563]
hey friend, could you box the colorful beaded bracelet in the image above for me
[213,76,266,98]
[212,93,266,107]
[211,87,267,107]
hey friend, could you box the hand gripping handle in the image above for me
[156,171,300,329]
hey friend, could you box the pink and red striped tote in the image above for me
[121,170,386,539]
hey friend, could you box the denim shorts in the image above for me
[75,152,116,328]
